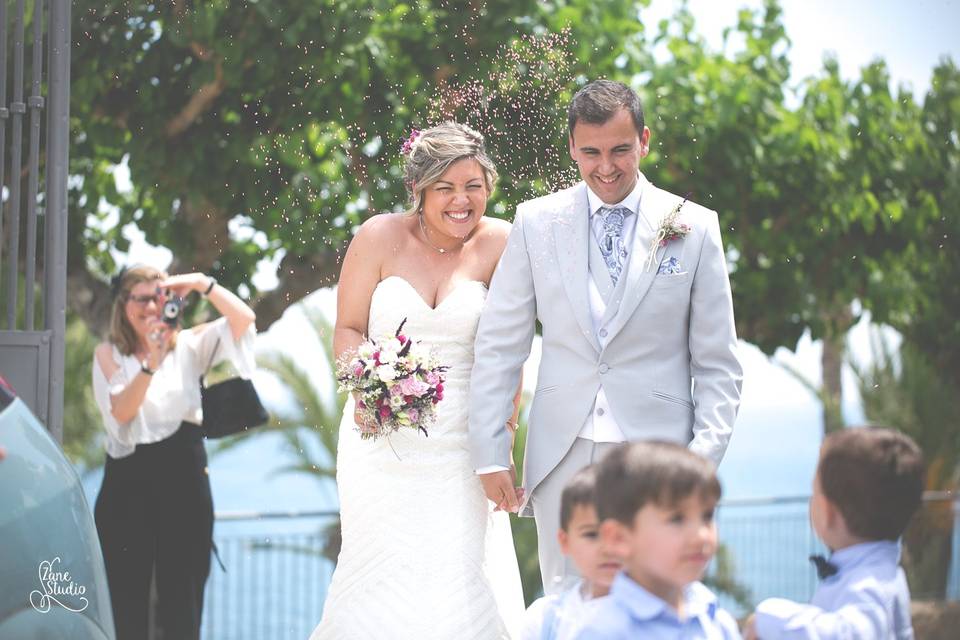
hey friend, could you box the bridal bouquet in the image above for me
[336,319,447,441]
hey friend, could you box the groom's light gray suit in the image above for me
[468,174,742,592]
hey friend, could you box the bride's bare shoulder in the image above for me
[476,216,511,242]
[474,216,511,253]
[353,212,413,244]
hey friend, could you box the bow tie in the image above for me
[809,554,838,580]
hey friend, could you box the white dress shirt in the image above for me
[91,317,256,459]
[476,175,646,474]
[577,176,644,443]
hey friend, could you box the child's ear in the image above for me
[823,496,849,537]
[557,528,570,555]
[599,519,630,559]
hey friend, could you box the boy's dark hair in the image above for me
[568,79,644,137]
[819,426,924,541]
[560,465,598,531]
[595,441,721,525]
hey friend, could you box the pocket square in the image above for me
[657,256,684,275]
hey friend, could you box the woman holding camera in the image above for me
[91,265,256,640]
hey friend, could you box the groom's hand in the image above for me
[479,470,520,513]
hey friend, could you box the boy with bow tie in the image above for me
[747,427,924,639]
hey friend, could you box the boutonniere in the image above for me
[643,193,692,272]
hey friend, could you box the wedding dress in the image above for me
[311,276,525,639]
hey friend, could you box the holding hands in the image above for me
[480,470,523,513]
[481,415,525,512]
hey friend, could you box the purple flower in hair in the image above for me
[401,129,421,155]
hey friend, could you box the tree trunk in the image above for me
[902,492,954,599]
[819,303,854,434]
[821,330,845,433]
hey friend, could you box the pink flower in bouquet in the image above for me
[397,334,407,345]
[353,362,365,378]
[425,371,440,386]
[390,383,404,397]
[405,407,420,423]
[373,350,381,366]
[397,375,430,397]
[378,405,392,421]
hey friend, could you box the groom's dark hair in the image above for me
[568,80,644,137]
[818,426,924,541]
[595,441,720,525]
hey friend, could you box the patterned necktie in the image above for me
[598,206,630,285]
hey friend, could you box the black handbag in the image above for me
[200,337,269,439]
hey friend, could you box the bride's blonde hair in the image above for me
[402,122,498,216]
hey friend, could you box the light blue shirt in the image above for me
[521,579,607,640]
[755,540,914,639]
[576,572,742,639]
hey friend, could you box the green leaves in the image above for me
[69,0,958,389]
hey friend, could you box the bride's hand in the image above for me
[510,463,525,506]
[353,393,378,434]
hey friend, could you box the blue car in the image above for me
[0,377,115,639]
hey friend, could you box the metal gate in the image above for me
[0,0,71,441]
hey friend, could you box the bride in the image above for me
[311,122,525,639]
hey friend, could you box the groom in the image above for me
[468,80,743,593]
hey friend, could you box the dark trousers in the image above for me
[95,422,213,640]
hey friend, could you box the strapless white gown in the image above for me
[311,276,525,639]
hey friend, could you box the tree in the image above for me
[68,0,648,338]
[638,1,949,431]
[883,60,960,398]
[61,313,106,469]
[69,0,957,428]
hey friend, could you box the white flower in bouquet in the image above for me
[382,337,403,356]
[336,317,448,442]
[409,342,429,366]
[377,364,398,382]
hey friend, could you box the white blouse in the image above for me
[91,317,257,459]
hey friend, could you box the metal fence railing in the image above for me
[202,511,339,640]
[0,0,71,441]
[201,495,960,638]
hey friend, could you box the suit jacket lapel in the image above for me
[604,182,677,343]
[553,184,600,352]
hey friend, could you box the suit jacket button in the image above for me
[599,329,608,338]
[599,363,610,374]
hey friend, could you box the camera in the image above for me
[161,294,183,328]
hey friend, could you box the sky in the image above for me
[111,0,951,497]
[645,0,959,99]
